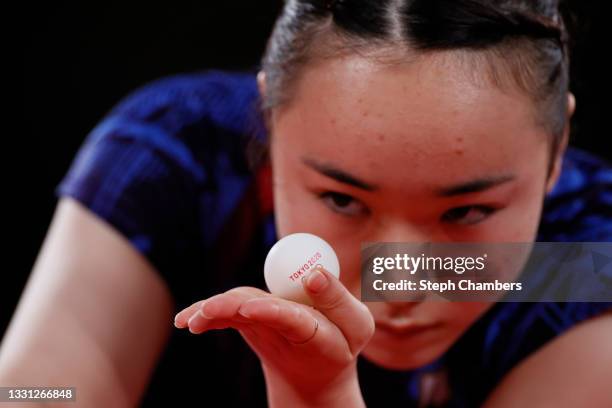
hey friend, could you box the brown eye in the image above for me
[441,205,497,225]
[319,192,368,217]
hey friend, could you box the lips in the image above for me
[375,317,440,336]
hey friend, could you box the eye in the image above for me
[441,205,497,225]
[319,192,368,217]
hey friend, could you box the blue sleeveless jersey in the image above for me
[56,70,612,407]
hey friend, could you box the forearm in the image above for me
[262,363,366,408]
[0,355,132,408]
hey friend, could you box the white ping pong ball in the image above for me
[264,232,340,305]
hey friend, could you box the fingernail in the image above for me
[238,305,251,318]
[305,268,328,293]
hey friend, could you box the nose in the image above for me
[372,219,433,243]
[365,220,434,303]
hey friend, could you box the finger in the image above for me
[186,315,252,334]
[185,287,273,333]
[199,287,272,319]
[174,300,205,328]
[237,297,326,344]
[174,286,270,328]
[302,266,375,355]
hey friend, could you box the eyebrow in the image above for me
[301,156,379,191]
[435,174,517,196]
[301,156,516,196]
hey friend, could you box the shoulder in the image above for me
[81,69,265,183]
[538,146,612,242]
[483,309,612,407]
[449,302,612,406]
[109,69,262,136]
[55,70,267,286]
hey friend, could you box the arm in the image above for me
[483,310,612,408]
[0,198,174,407]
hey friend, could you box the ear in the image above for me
[257,70,273,131]
[545,92,576,194]
[257,71,267,98]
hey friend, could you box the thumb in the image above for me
[302,266,375,355]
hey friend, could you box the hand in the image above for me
[174,266,374,406]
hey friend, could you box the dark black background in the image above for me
[6,0,611,403]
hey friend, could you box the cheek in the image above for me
[492,149,550,240]
[272,180,331,237]
[476,179,547,242]
[271,160,321,237]
[337,244,364,297]
[501,188,545,240]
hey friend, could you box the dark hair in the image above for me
[252,0,573,177]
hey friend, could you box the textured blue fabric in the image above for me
[56,69,612,407]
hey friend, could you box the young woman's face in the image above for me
[265,51,569,370]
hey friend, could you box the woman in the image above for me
[2,0,611,406]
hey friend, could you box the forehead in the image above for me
[271,52,549,192]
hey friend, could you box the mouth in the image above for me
[375,317,441,336]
